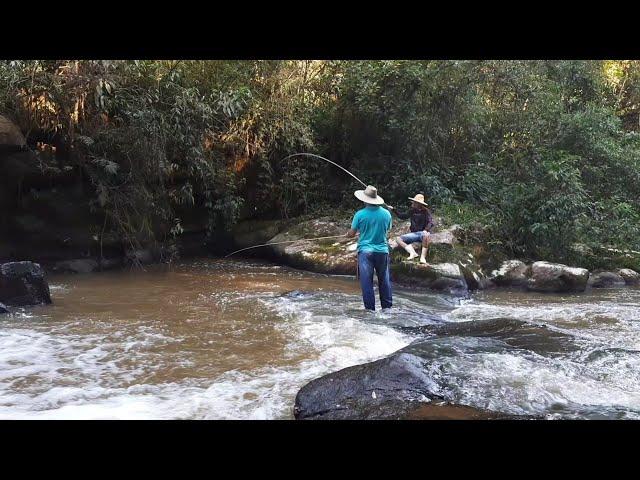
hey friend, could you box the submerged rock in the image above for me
[294,316,577,420]
[0,261,52,306]
[408,317,579,356]
[281,290,312,299]
[490,260,529,287]
[588,271,627,289]
[618,268,640,285]
[527,261,589,293]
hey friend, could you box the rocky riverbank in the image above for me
[232,215,640,297]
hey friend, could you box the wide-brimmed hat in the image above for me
[354,185,385,205]
[408,193,428,207]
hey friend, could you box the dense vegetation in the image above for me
[1,60,639,266]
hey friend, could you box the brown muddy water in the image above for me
[1,258,639,419]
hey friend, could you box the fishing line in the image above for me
[226,153,382,258]
[225,235,349,258]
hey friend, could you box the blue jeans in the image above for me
[400,231,427,244]
[358,251,392,310]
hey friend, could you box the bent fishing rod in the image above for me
[224,152,391,258]
[282,153,394,209]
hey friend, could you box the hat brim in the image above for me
[355,190,385,205]
[408,197,428,207]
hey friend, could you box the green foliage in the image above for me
[2,60,640,265]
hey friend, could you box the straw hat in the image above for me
[408,193,428,207]
[354,185,385,205]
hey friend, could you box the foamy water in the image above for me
[1,259,639,419]
[0,260,417,419]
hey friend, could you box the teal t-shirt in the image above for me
[351,205,392,253]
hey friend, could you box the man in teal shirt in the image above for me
[347,185,393,310]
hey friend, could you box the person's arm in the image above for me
[425,210,435,232]
[392,207,411,220]
[347,212,359,238]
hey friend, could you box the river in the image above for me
[1,258,639,419]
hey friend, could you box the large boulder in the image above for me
[294,352,446,420]
[0,115,26,146]
[392,261,468,295]
[268,217,357,275]
[618,268,640,285]
[294,318,571,420]
[0,115,41,184]
[0,261,52,306]
[490,260,529,287]
[527,261,589,293]
[588,271,626,289]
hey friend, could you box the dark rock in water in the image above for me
[294,316,575,420]
[0,302,9,314]
[407,318,579,356]
[527,261,589,293]
[0,261,52,306]
[282,290,311,299]
[294,350,529,420]
[588,271,627,289]
[294,352,442,420]
[52,258,99,274]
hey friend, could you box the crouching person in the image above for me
[391,193,434,264]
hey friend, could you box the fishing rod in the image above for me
[282,152,395,209]
[225,152,390,258]
[281,153,368,188]
[225,234,348,258]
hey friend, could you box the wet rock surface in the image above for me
[293,317,558,420]
[268,217,472,292]
[0,261,52,306]
[0,302,9,314]
[294,352,445,420]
